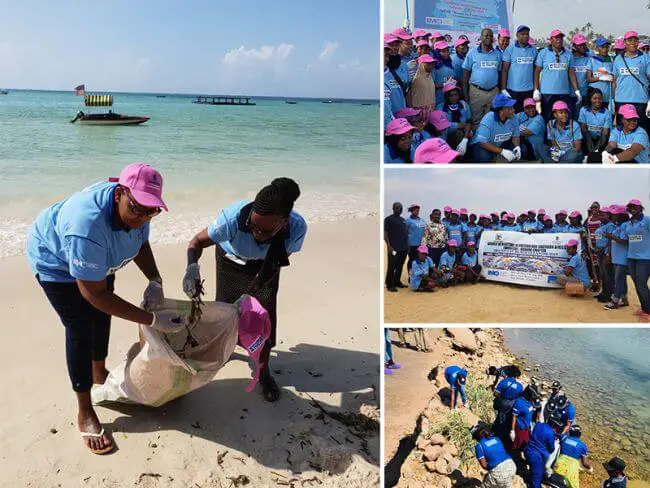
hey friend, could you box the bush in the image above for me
[432,412,475,468]
[466,374,494,424]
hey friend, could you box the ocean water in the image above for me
[0,90,379,258]
[504,328,650,479]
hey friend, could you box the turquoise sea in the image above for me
[0,90,379,257]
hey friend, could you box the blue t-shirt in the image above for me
[439,251,456,269]
[471,111,520,147]
[462,46,502,90]
[461,251,478,267]
[410,256,434,290]
[436,101,472,132]
[475,437,511,470]
[495,377,524,399]
[595,222,615,252]
[543,226,556,233]
[514,112,545,150]
[501,224,522,232]
[567,225,584,234]
[578,107,612,138]
[553,223,570,233]
[384,68,406,127]
[560,402,576,424]
[609,127,650,164]
[559,434,588,460]
[512,397,535,430]
[613,52,650,103]
[535,48,575,95]
[502,42,537,91]
[611,222,629,266]
[623,215,650,260]
[207,200,307,261]
[572,55,592,96]
[445,222,464,244]
[435,62,458,105]
[566,253,591,286]
[589,56,614,102]
[397,57,412,88]
[27,182,150,282]
[526,422,557,456]
[523,220,540,232]
[444,365,465,388]
[547,120,583,152]
[407,216,427,247]
[462,223,481,244]
[452,53,466,82]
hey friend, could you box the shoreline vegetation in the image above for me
[384,328,649,488]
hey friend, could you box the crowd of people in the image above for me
[384,26,650,163]
[445,364,630,488]
[384,199,650,321]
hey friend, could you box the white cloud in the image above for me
[319,41,340,59]
[223,43,294,66]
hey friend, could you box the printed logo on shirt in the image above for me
[384,88,391,100]
[548,63,568,70]
[516,57,534,65]
[248,335,265,353]
[484,438,498,447]
[494,132,513,142]
[587,125,603,133]
[619,67,640,75]
[618,143,632,150]
[629,234,643,242]
[389,80,400,89]
[71,258,100,270]
[480,61,498,69]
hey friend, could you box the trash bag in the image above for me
[91,294,270,407]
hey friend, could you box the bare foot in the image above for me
[78,409,113,453]
[92,361,109,385]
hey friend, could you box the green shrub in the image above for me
[432,412,475,468]
[466,374,494,424]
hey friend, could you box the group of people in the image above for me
[384,25,650,163]
[445,364,629,488]
[384,200,650,321]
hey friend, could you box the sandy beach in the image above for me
[0,218,380,488]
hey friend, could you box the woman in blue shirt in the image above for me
[471,422,517,487]
[540,101,584,163]
[578,88,612,163]
[556,239,592,292]
[460,241,483,284]
[434,41,458,106]
[437,81,472,154]
[604,206,630,310]
[586,38,614,105]
[409,245,436,292]
[26,163,182,455]
[184,178,307,401]
[553,425,593,487]
[603,104,650,164]
[515,98,545,161]
[435,239,461,287]
[542,215,555,233]
[384,118,417,164]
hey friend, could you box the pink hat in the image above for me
[627,199,642,207]
[447,239,458,247]
[451,209,460,216]
[414,138,459,164]
[549,29,565,38]
[490,211,499,216]
[529,39,537,46]
[552,100,569,111]
[442,81,460,93]
[614,39,625,50]
[393,28,413,40]
[418,54,435,63]
[572,34,587,45]
[610,206,625,215]
[557,209,568,215]
[416,40,430,47]
[413,29,429,38]
[501,214,509,221]
[444,206,452,212]
[454,37,470,48]
[417,244,429,254]
[467,241,476,247]
[429,110,451,130]
[601,206,611,213]
[394,107,422,118]
[624,31,639,40]
[408,203,420,210]
[523,98,536,108]
[432,32,443,39]
[460,208,468,215]
[384,33,399,44]
[386,118,416,135]
[479,214,489,219]
[238,296,272,393]
[565,239,579,247]
[434,40,449,50]
[619,104,640,119]
[543,215,552,222]
[498,29,511,38]
[527,209,536,214]
[109,163,168,211]
[538,208,546,215]
[569,211,581,218]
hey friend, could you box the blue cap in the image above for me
[595,38,611,47]
[492,93,516,109]
[516,25,530,33]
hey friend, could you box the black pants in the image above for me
[510,90,533,113]
[598,253,615,299]
[38,274,115,393]
[407,245,419,272]
[615,102,650,136]
[428,247,445,267]
[386,250,407,288]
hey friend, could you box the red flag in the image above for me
[74,84,85,96]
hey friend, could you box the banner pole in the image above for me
[404,0,411,29]
[512,0,516,13]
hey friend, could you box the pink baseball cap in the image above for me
[549,29,565,38]
[624,31,639,40]
[572,34,587,45]
[552,100,569,111]
[384,33,399,44]
[413,29,429,38]
[408,203,420,210]
[538,208,546,215]
[460,208,468,215]
[394,107,422,118]
[451,209,460,216]
[434,40,449,50]
[414,137,460,164]
[610,206,625,215]
[498,29,511,38]
[418,54,435,63]
[529,39,537,46]
[557,209,568,215]
[432,32,443,39]
[523,98,536,108]
[479,214,488,219]
[393,28,413,40]
[619,104,640,119]
[417,244,429,254]
[569,211,581,218]
[601,206,611,213]
[416,40,430,48]
[448,239,458,247]
[386,118,415,135]
[444,206,452,212]
[508,212,517,218]
[454,37,470,48]
[237,296,271,393]
[543,215,552,222]
[442,81,460,93]
[430,110,451,130]
[109,163,168,211]
[490,211,499,216]
[627,199,642,207]
[501,214,509,221]
[614,39,625,50]
[467,241,476,247]
[565,239,579,247]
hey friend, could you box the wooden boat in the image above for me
[70,93,150,125]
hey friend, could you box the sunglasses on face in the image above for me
[123,190,162,217]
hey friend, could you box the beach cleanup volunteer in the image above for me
[524,414,563,488]
[384,202,409,292]
[553,425,592,488]
[470,93,521,162]
[540,101,583,164]
[579,89,612,162]
[460,241,482,283]
[556,239,591,292]
[433,41,458,106]
[493,375,523,445]
[409,245,436,292]
[406,203,427,272]
[438,81,472,154]
[500,25,537,112]
[511,387,535,454]
[27,163,186,455]
[385,118,418,163]
[452,37,470,85]
[515,99,545,160]
[621,199,650,321]
[604,206,630,310]
[421,209,448,266]
[444,365,468,409]
[570,34,592,119]
[471,422,517,488]
[586,38,614,105]
[183,178,306,402]
[603,104,650,164]
[384,35,407,128]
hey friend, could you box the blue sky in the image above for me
[0,0,379,98]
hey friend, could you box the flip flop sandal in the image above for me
[80,427,114,455]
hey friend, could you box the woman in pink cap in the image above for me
[422,110,452,144]
[496,29,510,54]
[438,81,472,154]
[514,98,545,160]
[541,214,555,233]
[603,104,649,164]
[413,137,461,163]
[409,245,437,292]
[452,37,470,85]
[26,163,186,455]
[434,239,461,287]
[433,41,458,107]
[459,241,483,284]
[556,239,591,292]
[422,208,448,267]
[407,54,437,110]
[408,39,432,79]
[540,100,583,163]
[604,206,630,309]
[384,118,417,163]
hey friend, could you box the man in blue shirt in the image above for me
[524,415,563,488]
[395,29,415,88]
[384,202,409,292]
[555,425,593,483]
[462,28,502,131]
[406,203,427,273]
[500,25,537,112]
[556,239,591,292]
[444,365,468,409]
[26,163,183,455]
[605,206,631,310]
[622,199,650,320]
[470,93,521,162]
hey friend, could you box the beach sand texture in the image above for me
[0,219,380,487]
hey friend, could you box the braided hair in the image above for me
[252,177,301,217]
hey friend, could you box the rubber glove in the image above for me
[501,89,511,98]
[183,263,201,298]
[501,149,516,162]
[456,138,468,156]
[598,73,613,82]
[574,90,582,104]
[646,100,650,118]
[149,310,188,333]
[513,146,522,160]
[601,151,615,165]
[533,89,542,102]
[509,430,516,442]
[143,279,164,310]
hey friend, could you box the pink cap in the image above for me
[610,206,625,215]
[238,296,272,393]
[432,32,443,39]
[109,163,168,211]
[565,239,579,247]
[498,29,511,38]
[529,39,537,46]
[393,28,413,40]
[558,209,568,215]
[448,239,458,247]
[384,33,399,44]
[416,40,430,47]
[430,110,451,130]
[434,40,449,50]
[601,206,611,213]
[414,138,460,164]
[501,214,509,221]
[627,199,642,207]
[467,241,476,247]
[444,206,452,212]
[523,98,536,108]
[552,100,569,111]
[413,29,429,38]
[442,81,460,93]
[572,34,587,45]
[386,118,415,135]
[550,29,564,38]
[451,209,460,216]
[417,244,429,254]
[479,214,488,219]
[460,208,468,215]
[624,31,639,40]
[454,37,469,48]
[543,215,552,222]
[569,211,581,218]
[394,107,422,118]
[508,212,517,218]
[408,203,420,210]
[538,208,546,215]
[490,211,499,216]
[619,104,640,119]
[528,209,536,214]
[418,54,435,63]
[615,39,625,50]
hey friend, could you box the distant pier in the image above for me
[192,95,256,106]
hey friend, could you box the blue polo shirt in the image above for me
[384,68,406,127]
[567,225,584,234]
[559,435,588,460]
[463,223,480,243]
[523,220,540,232]
[435,62,458,105]
[407,216,427,247]
[526,422,557,456]
[543,225,556,233]
[445,222,464,244]
[512,397,535,430]
[547,120,583,152]
[553,223,570,233]
[475,437,511,470]
[27,182,150,282]
[495,377,523,399]
[566,253,590,286]
[595,222,615,253]
[471,111,520,147]
[462,46,502,90]
[572,55,592,96]
[578,107,612,138]
[609,127,650,164]
[560,402,576,424]
[437,101,472,132]
[623,214,650,260]
[410,256,434,290]
[439,251,457,269]
[535,48,574,95]
[207,200,307,262]
[397,57,412,88]
[501,224,522,232]
[502,42,537,91]
[461,251,478,267]
[444,365,465,388]
[452,53,467,82]
[514,112,545,149]
[589,56,614,102]
[611,222,629,266]
[613,52,650,103]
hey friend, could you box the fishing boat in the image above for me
[285,100,298,105]
[70,93,150,125]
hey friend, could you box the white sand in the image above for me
[0,218,379,487]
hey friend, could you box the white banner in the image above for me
[478,231,582,288]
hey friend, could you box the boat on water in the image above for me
[70,91,150,125]
[156,95,167,98]
[0,89,8,95]
[322,99,334,104]
[285,100,298,105]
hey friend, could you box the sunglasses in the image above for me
[123,189,162,217]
